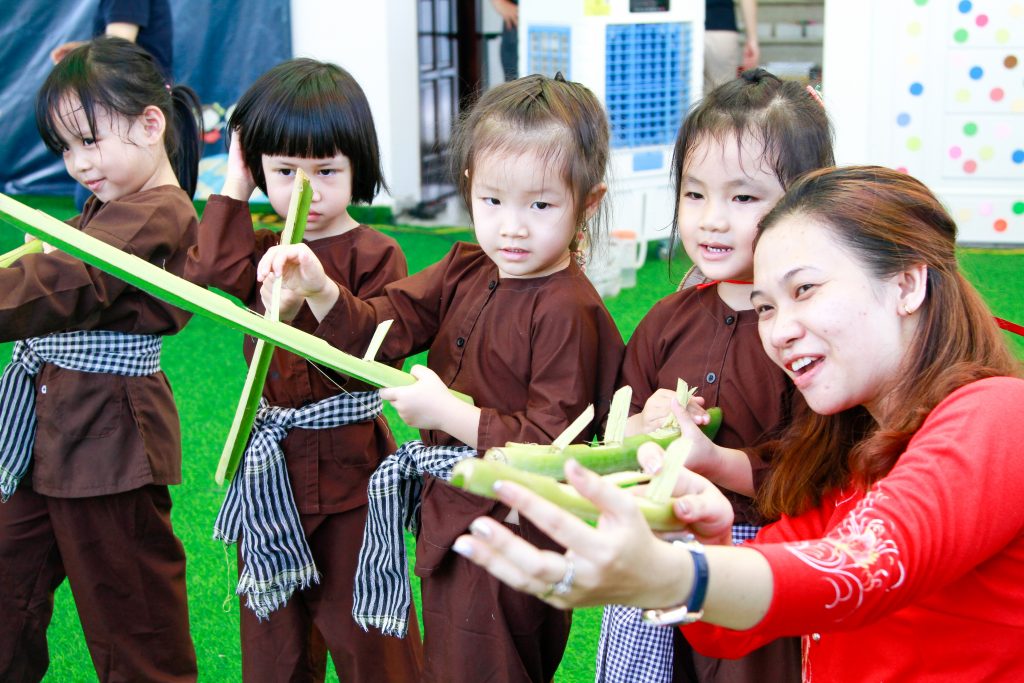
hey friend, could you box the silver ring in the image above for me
[552,558,576,596]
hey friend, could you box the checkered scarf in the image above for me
[595,524,763,681]
[213,390,383,620]
[352,439,475,637]
[0,331,162,502]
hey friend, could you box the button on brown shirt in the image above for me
[619,284,800,526]
[317,242,625,569]
[186,194,407,513]
[0,186,196,497]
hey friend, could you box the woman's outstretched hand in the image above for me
[452,456,733,610]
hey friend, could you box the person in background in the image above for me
[51,0,174,211]
[705,0,759,92]
[491,0,519,81]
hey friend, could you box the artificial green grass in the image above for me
[1,195,1022,681]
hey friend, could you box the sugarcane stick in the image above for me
[0,193,474,398]
[450,458,688,532]
[0,239,43,267]
[484,407,722,480]
[216,170,312,484]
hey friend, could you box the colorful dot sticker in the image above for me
[976,14,989,28]
[907,137,923,151]
[1014,202,1024,215]
[995,29,1010,43]
[897,112,911,126]
[1013,150,1024,164]
[963,122,978,136]
[979,202,993,216]
[963,160,977,173]
[980,146,994,161]
[954,28,969,42]
[969,66,984,79]
[913,0,927,6]
[991,88,1005,101]
[909,82,924,95]
[994,219,1008,232]
[958,0,972,12]
[1006,55,1019,69]
[956,88,971,102]
[950,146,962,159]
[908,22,923,37]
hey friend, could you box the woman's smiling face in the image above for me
[751,215,913,420]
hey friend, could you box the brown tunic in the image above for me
[620,284,799,525]
[620,283,801,683]
[0,185,195,497]
[185,194,408,513]
[319,242,624,682]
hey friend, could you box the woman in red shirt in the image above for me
[452,166,1024,682]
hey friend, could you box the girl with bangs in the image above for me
[256,73,625,682]
[185,58,422,682]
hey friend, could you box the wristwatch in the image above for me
[640,534,708,626]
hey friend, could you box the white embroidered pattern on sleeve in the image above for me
[782,487,906,615]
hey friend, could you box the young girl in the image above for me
[597,69,834,683]
[0,36,202,682]
[184,58,423,682]
[454,165,1024,683]
[257,73,625,683]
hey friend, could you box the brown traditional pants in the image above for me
[0,484,197,683]
[239,505,424,682]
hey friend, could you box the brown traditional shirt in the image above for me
[0,185,196,497]
[186,194,407,513]
[619,284,800,526]
[317,242,625,570]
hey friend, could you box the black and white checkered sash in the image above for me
[352,439,475,637]
[0,331,162,502]
[213,390,383,620]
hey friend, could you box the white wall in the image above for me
[290,0,420,207]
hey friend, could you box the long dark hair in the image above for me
[36,36,203,198]
[229,58,386,202]
[756,166,1021,517]
[669,68,834,255]
[449,73,610,260]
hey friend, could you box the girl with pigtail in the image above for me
[0,35,202,682]
[257,73,625,682]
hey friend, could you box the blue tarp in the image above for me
[0,0,291,195]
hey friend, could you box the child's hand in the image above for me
[258,276,304,322]
[627,388,707,436]
[257,244,340,321]
[380,365,481,446]
[380,365,457,431]
[221,133,257,201]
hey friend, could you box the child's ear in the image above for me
[583,182,607,221]
[139,105,167,143]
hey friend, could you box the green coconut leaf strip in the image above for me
[603,385,631,445]
[602,471,652,488]
[363,319,394,361]
[551,404,594,450]
[216,171,312,484]
[484,407,721,481]
[644,437,692,504]
[450,458,686,532]
[0,192,475,402]
[0,239,43,267]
